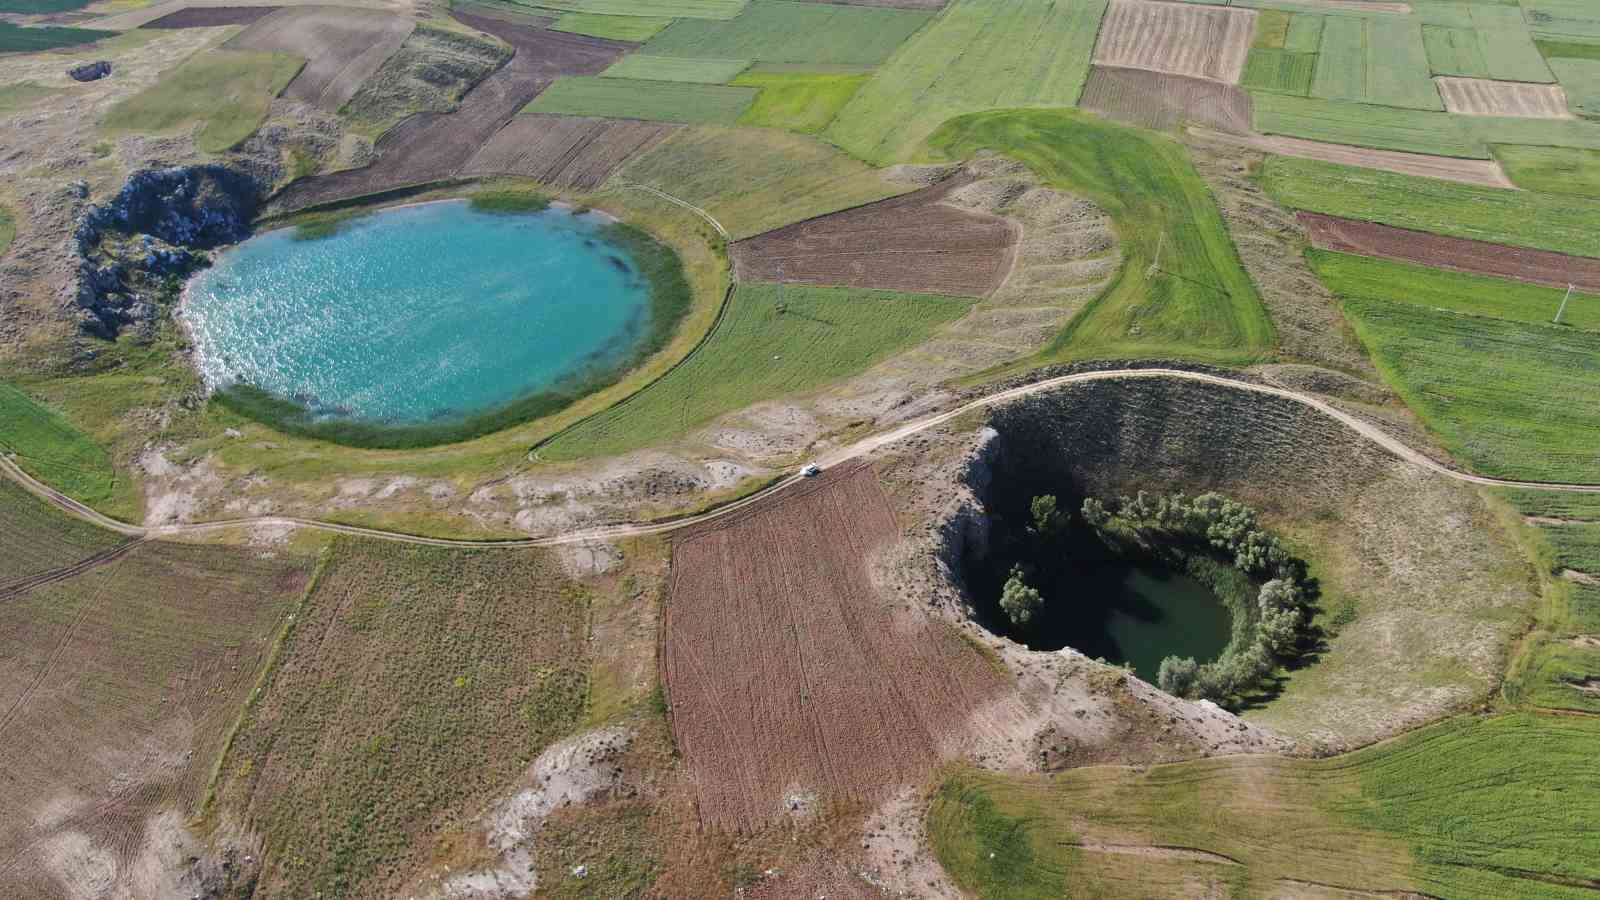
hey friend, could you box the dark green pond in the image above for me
[971,556,1234,682]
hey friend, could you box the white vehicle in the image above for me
[800,463,821,477]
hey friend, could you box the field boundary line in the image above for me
[6,369,1600,552]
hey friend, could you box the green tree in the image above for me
[1029,494,1069,543]
[999,565,1043,627]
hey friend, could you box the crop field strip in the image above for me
[1204,130,1513,187]
[0,22,115,52]
[1436,77,1571,119]
[729,173,1017,296]
[599,53,750,82]
[143,6,281,28]
[824,0,1109,165]
[662,463,1007,830]
[1495,145,1600,197]
[524,0,749,17]
[1300,213,1600,294]
[550,10,672,40]
[641,0,936,67]
[1092,0,1255,84]
[465,114,678,188]
[1252,91,1600,158]
[0,381,123,511]
[0,539,309,899]
[617,125,909,239]
[0,479,124,584]
[538,283,971,459]
[928,713,1600,899]
[730,69,866,132]
[212,538,593,899]
[1263,155,1600,258]
[523,76,758,123]
[1080,66,1253,133]
[223,6,414,112]
[272,12,631,213]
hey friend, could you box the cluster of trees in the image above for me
[1086,491,1312,703]
[997,495,1070,626]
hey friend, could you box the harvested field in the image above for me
[1092,0,1254,84]
[464,113,676,188]
[271,12,630,212]
[225,6,413,111]
[143,5,278,28]
[212,538,594,898]
[730,174,1016,296]
[1080,65,1252,134]
[0,539,309,900]
[1436,76,1571,119]
[1300,211,1600,294]
[0,479,122,586]
[1202,129,1514,188]
[662,463,1006,830]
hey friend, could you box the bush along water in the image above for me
[986,490,1313,707]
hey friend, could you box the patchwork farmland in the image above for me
[5,0,1600,894]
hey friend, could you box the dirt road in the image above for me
[6,368,1600,550]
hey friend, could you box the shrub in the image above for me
[1157,656,1200,697]
[999,565,1043,627]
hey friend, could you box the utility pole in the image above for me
[1554,283,1575,325]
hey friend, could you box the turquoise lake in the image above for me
[183,201,651,425]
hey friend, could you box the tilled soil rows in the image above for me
[225,6,413,110]
[143,5,280,27]
[271,12,632,212]
[1219,131,1515,188]
[1092,0,1255,84]
[464,113,677,190]
[662,462,1006,831]
[1080,65,1252,134]
[1300,211,1600,293]
[729,174,1017,296]
[1436,77,1571,119]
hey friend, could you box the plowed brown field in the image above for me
[464,114,677,189]
[729,175,1017,296]
[1081,65,1252,133]
[271,12,631,211]
[1092,0,1255,84]
[1436,77,1571,119]
[0,541,309,899]
[1300,211,1600,292]
[143,5,279,28]
[663,463,1005,831]
[1203,129,1515,188]
[226,6,413,111]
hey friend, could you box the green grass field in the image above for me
[0,381,123,511]
[1544,522,1600,573]
[1308,250,1600,332]
[1366,22,1444,110]
[618,125,907,238]
[1424,25,1488,76]
[1242,49,1315,95]
[600,54,750,83]
[1254,93,1600,158]
[1516,639,1600,713]
[552,11,672,40]
[824,0,1107,165]
[1284,13,1322,53]
[1525,0,1600,39]
[1547,56,1600,117]
[523,76,756,123]
[1470,4,1554,82]
[929,713,1600,899]
[731,70,864,132]
[1494,145,1600,198]
[1253,9,1289,49]
[102,50,303,153]
[1339,295,1600,483]
[539,284,971,459]
[1263,155,1600,257]
[929,110,1273,366]
[526,0,747,18]
[0,21,113,52]
[0,205,13,257]
[1536,37,1600,62]
[643,0,933,67]
[1504,488,1600,521]
[1311,16,1366,102]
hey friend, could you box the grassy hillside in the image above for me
[0,381,125,513]
[930,110,1273,366]
[929,713,1600,899]
[103,50,303,153]
[539,283,971,459]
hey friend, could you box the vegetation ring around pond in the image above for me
[971,489,1315,706]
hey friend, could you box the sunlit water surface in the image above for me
[183,200,650,424]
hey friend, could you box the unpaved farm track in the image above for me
[1300,212,1600,293]
[269,12,632,212]
[6,369,1600,552]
